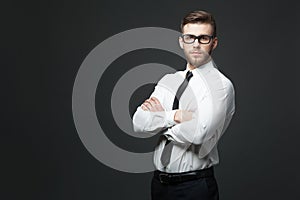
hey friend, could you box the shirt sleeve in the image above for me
[132,83,177,134]
[165,77,235,145]
[164,97,214,145]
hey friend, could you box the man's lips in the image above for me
[190,51,202,55]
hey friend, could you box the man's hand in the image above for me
[174,110,193,123]
[141,97,164,112]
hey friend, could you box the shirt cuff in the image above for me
[165,110,177,127]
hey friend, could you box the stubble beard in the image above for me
[184,49,212,69]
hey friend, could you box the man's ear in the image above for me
[179,36,184,49]
[212,37,218,50]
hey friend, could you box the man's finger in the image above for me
[141,105,149,111]
[151,97,161,105]
[145,99,156,107]
[142,102,152,110]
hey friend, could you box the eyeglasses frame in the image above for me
[181,34,215,44]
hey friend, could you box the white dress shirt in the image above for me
[132,60,235,173]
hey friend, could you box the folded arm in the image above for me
[132,95,193,134]
[165,80,235,146]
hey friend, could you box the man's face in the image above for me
[179,23,218,69]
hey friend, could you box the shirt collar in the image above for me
[184,60,216,74]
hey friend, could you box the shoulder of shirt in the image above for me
[157,70,185,86]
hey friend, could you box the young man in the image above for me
[133,10,235,200]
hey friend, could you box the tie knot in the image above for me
[186,71,193,81]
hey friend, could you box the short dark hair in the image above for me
[180,10,217,37]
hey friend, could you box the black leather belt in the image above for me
[154,167,214,184]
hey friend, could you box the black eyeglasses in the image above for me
[181,34,214,44]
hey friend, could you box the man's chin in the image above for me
[190,58,210,68]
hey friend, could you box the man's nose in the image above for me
[192,39,201,47]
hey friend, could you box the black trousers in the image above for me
[151,171,219,200]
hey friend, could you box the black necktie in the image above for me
[160,71,193,167]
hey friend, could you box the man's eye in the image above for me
[201,36,210,41]
[184,35,195,41]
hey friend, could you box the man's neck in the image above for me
[187,59,212,70]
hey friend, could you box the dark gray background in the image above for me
[3,0,300,199]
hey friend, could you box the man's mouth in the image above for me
[190,51,202,56]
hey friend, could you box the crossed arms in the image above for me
[132,75,235,146]
[141,97,193,124]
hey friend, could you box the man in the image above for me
[133,10,235,200]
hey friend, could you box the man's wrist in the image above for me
[174,110,181,123]
[174,110,193,123]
